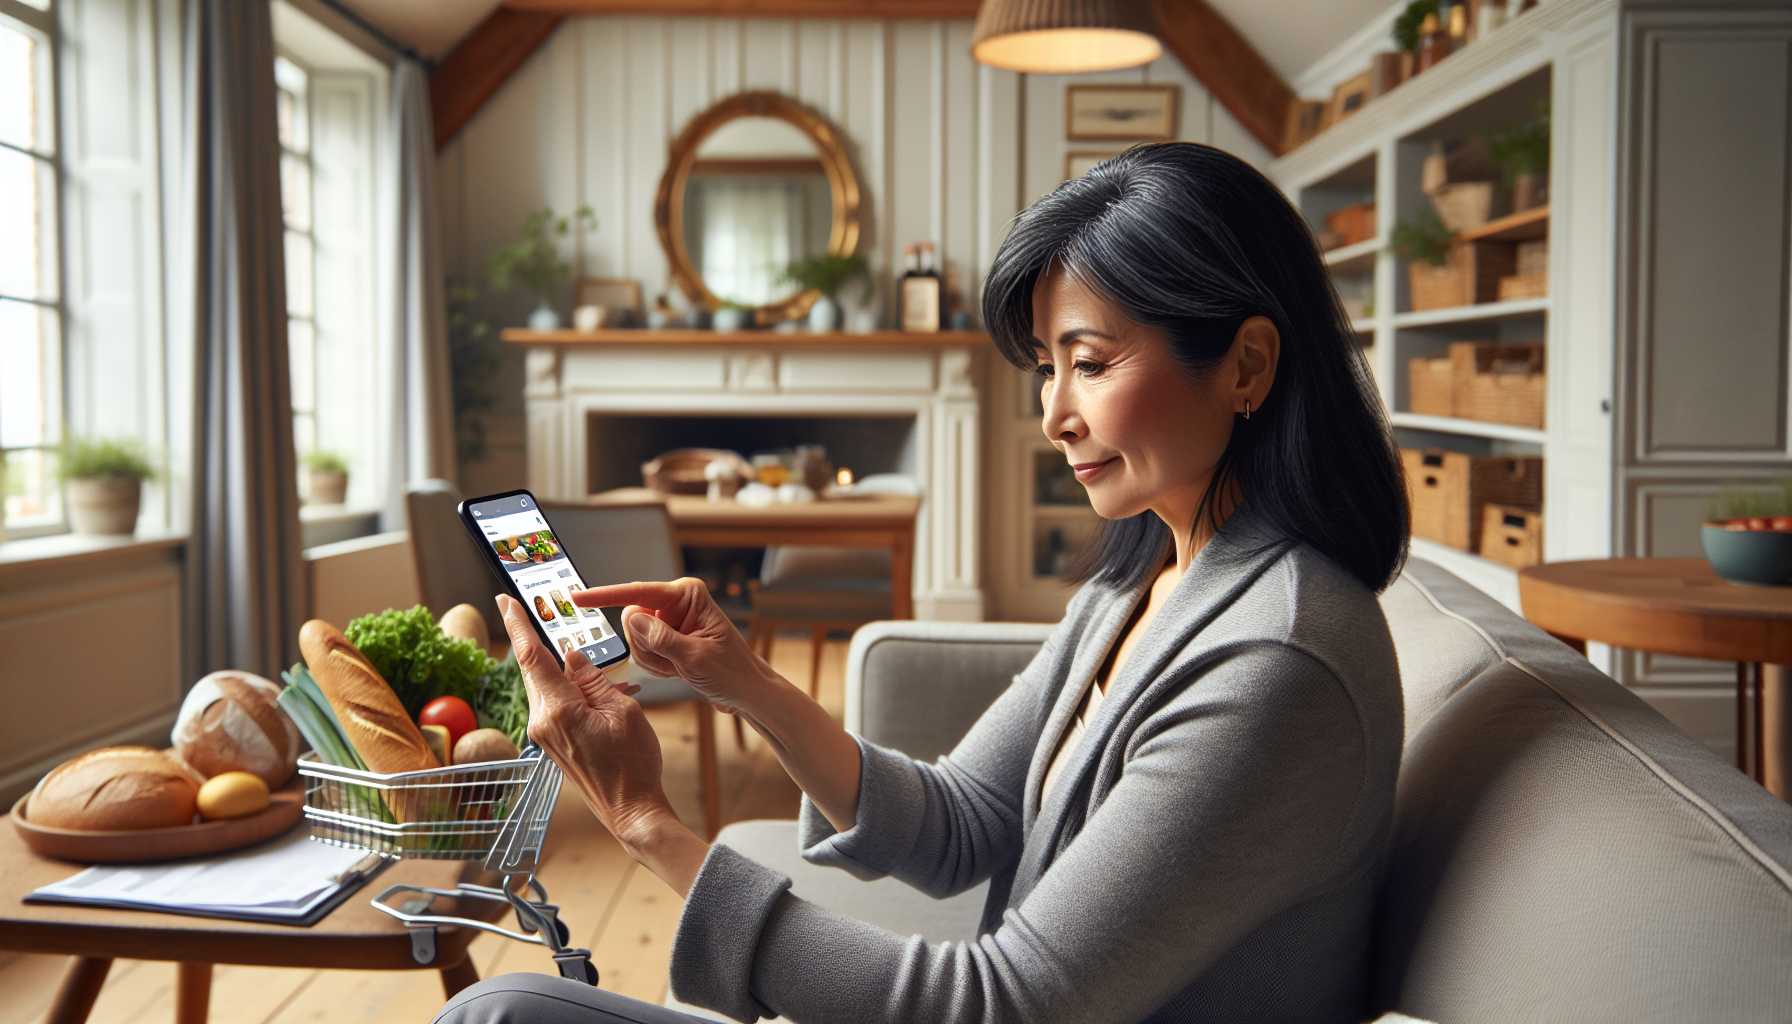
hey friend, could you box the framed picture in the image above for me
[1327,70,1375,127]
[1064,149,1124,180]
[1283,99,1327,151]
[1065,84,1179,141]
[572,277,644,327]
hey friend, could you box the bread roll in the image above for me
[298,620,440,821]
[172,670,301,787]
[28,746,204,831]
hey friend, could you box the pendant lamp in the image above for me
[970,0,1163,75]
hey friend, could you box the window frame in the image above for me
[275,49,321,471]
[0,0,69,541]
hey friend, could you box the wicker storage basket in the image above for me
[1407,242,1516,311]
[1324,202,1377,247]
[1497,273,1548,301]
[1407,354,1456,417]
[642,448,751,495]
[1516,239,1548,278]
[1429,181,1498,232]
[1450,341,1545,428]
[1480,503,1544,568]
[1401,448,1543,553]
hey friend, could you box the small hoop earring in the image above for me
[1242,400,1252,421]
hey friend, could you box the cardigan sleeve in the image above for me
[791,587,1090,896]
[668,642,1374,1024]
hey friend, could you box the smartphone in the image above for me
[456,488,630,670]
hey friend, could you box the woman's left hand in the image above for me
[496,594,676,851]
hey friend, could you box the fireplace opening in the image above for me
[584,412,920,496]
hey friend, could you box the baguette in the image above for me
[298,619,441,821]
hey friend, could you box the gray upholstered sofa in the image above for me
[665,559,1792,1022]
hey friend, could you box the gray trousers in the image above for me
[434,973,722,1024]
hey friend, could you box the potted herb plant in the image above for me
[1391,0,1437,81]
[1391,208,1469,311]
[487,204,598,330]
[59,438,156,536]
[777,254,870,332]
[302,450,350,506]
[1489,104,1551,212]
[1701,480,1792,585]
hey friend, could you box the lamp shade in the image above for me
[971,0,1162,74]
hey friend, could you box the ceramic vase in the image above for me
[528,302,561,331]
[66,477,141,536]
[807,295,840,332]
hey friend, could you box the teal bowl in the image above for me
[1700,524,1792,586]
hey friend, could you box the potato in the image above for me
[438,604,491,652]
[453,728,520,766]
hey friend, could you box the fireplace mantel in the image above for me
[507,332,987,621]
[500,327,989,349]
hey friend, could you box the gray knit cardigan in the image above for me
[668,500,1404,1023]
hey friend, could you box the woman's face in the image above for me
[1029,266,1242,527]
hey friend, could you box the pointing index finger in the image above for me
[572,581,681,608]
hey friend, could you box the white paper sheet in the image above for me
[30,832,375,916]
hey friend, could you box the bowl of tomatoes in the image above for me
[1701,515,1792,586]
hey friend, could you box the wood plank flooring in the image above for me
[7,634,843,1024]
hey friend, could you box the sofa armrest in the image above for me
[843,620,1054,761]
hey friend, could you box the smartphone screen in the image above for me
[459,490,629,668]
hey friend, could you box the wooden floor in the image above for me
[7,634,847,1024]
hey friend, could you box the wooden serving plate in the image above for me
[10,777,304,864]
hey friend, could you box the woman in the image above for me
[436,142,1408,1024]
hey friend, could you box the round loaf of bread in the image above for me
[27,746,204,831]
[171,670,301,787]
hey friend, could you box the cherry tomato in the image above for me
[1772,516,1792,531]
[1747,517,1771,531]
[420,696,478,751]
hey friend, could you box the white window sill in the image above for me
[300,503,382,550]
[0,529,186,569]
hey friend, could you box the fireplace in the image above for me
[515,339,985,620]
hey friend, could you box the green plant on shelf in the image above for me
[487,204,598,306]
[1390,208,1453,267]
[1488,102,1551,187]
[301,450,349,475]
[776,254,870,304]
[57,437,158,482]
[1391,0,1437,52]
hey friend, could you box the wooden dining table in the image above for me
[584,488,921,619]
[1517,557,1792,801]
[0,823,507,1024]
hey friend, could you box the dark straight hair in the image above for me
[982,142,1409,595]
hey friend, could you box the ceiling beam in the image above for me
[501,0,978,15]
[1151,0,1291,157]
[433,1,1294,157]
[430,8,565,149]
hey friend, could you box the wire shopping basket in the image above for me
[297,745,599,984]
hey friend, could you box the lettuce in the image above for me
[343,605,529,749]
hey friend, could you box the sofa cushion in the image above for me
[1372,570,1792,1021]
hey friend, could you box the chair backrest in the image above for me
[538,499,684,587]
[406,479,503,638]
[1371,560,1792,1021]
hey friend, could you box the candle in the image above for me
[836,467,854,486]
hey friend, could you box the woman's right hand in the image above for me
[571,578,765,716]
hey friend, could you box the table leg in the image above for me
[1764,664,1788,801]
[696,699,720,839]
[890,530,914,620]
[1736,662,1750,773]
[176,962,211,1024]
[47,956,111,1024]
[440,956,481,999]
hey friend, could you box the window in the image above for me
[0,0,63,534]
[275,55,320,470]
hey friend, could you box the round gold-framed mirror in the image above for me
[654,91,862,326]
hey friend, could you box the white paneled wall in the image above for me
[435,15,1271,615]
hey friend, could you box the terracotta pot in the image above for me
[66,477,142,536]
[308,470,348,506]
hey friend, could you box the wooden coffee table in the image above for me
[0,822,508,1023]
[1517,558,1792,800]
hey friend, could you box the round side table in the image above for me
[1517,558,1792,800]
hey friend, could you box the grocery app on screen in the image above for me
[466,493,626,666]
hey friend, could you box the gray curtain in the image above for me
[180,0,305,679]
[377,61,456,530]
